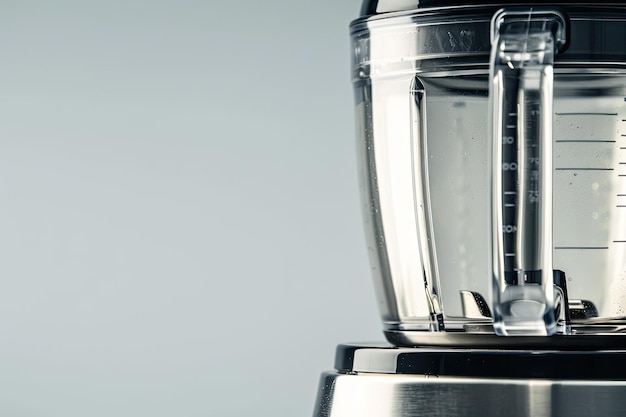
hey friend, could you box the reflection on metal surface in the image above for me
[314,371,626,417]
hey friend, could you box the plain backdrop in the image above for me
[0,0,380,416]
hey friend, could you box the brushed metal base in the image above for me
[313,371,626,417]
[313,344,626,417]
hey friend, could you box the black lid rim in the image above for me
[336,343,626,379]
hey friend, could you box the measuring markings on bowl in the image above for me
[556,168,613,171]
[556,139,616,143]
[555,112,618,116]
[555,246,609,250]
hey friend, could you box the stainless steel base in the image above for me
[313,344,626,417]
[313,371,626,417]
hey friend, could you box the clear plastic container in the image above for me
[351,4,626,344]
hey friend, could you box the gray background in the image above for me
[0,0,380,416]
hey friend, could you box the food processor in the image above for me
[313,1,626,416]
